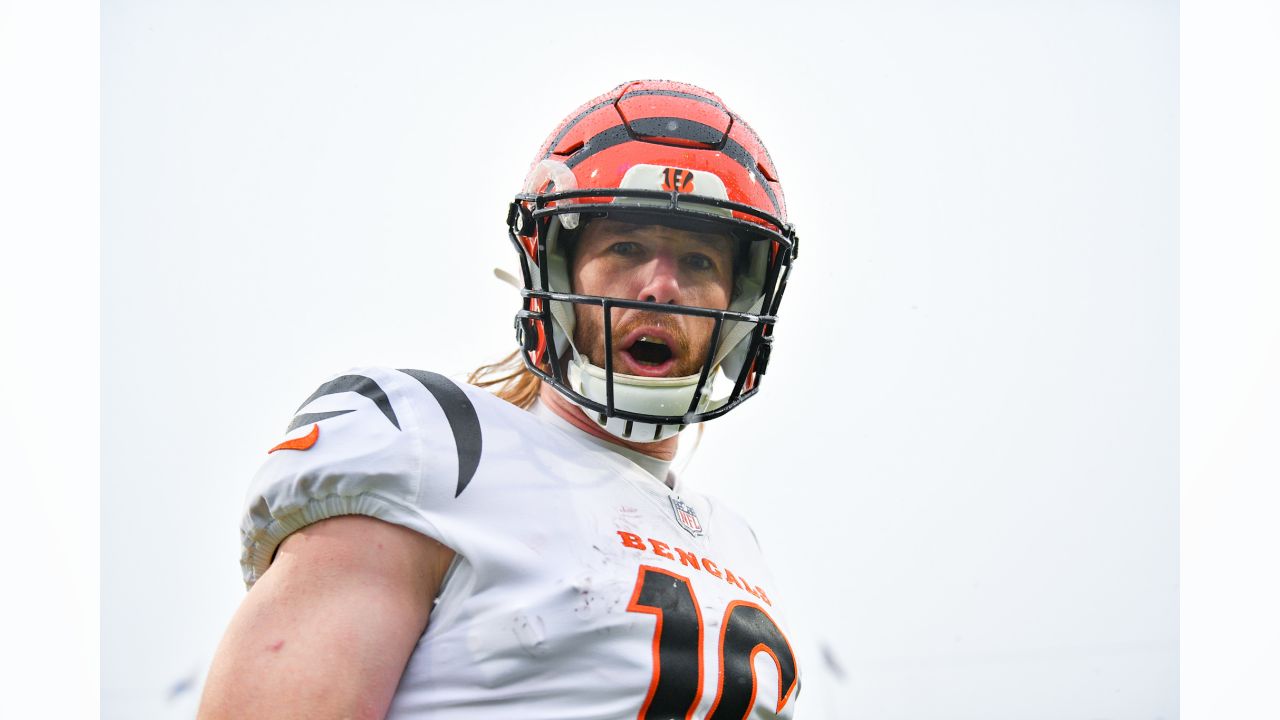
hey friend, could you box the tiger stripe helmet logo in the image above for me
[660,167,694,193]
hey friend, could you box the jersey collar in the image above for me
[529,399,676,488]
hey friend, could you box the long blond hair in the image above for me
[467,350,542,409]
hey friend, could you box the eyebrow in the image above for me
[608,221,728,243]
[595,221,734,259]
[690,234,735,252]
[648,226,731,247]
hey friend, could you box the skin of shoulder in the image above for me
[200,515,455,720]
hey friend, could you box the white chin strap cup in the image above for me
[567,355,719,443]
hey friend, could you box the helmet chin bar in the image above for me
[567,358,710,442]
[506,188,797,443]
[517,291,770,442]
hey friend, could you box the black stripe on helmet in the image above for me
[542,88,728,161]
[562,118,781,216]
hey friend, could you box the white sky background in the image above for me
[99,1,1178,718]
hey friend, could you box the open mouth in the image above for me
[628,336,673,366]
[618,331,680,376]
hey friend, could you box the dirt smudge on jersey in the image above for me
[512,612,548,656]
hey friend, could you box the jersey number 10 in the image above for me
[627,565,799,719]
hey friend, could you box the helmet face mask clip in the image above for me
[505,80,798,442]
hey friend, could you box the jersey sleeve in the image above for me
[239,366,474,588]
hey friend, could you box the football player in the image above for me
[200,80,801,719]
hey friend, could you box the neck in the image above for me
[538,384,679,462]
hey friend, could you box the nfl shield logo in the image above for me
[669,496,703,537]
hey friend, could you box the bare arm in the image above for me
[199,515,455,720]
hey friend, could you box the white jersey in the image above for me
[241,366,801,719]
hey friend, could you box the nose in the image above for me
[636,253,681,305]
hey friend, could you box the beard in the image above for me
[570,304,716,378]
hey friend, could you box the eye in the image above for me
[609,241,642,257]
[683,253,717,272]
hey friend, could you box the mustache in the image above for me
[609,312,693,355]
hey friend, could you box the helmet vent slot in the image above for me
[553,139,585,157]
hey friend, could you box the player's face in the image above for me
[570,218,735,378]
